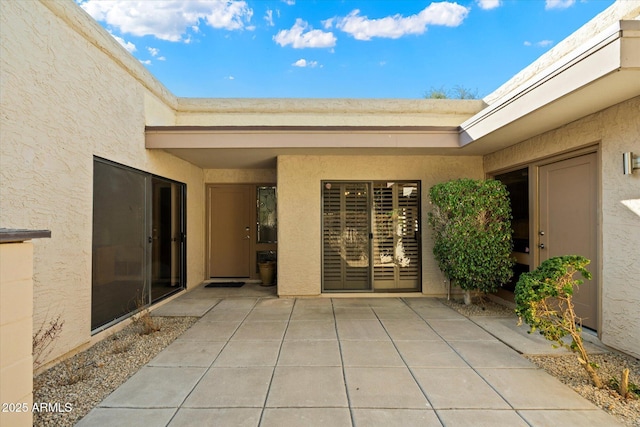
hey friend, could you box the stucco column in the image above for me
[0,229,50,427]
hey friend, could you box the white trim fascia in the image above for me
[459,20,640,148]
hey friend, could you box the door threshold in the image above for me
[205,278,262,284]
[322,292,425,298]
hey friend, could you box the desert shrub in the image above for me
[515,255,602,388]
[33,314,64,370]
[428,178,513,300]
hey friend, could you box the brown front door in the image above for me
[539,153,598,329]
[208,185,252,277]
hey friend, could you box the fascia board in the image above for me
[459,20,631,147]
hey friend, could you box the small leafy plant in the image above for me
[610,370,640,399]
[515,255,603,388]
[428,178,514,303]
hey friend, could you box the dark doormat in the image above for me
[205,282,245,288]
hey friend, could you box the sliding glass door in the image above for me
[322,181,421,292]
[92,158,186,332]
[151,177,185,302]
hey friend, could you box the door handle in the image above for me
[538,243,545,249]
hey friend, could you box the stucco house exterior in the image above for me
[1,1,639,405]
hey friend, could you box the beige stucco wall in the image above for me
[0,242,34,427]
[484,97,640,358]
[0,0,205,366]
[277,155,484,297]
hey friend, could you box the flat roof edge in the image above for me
[146,125,461,134]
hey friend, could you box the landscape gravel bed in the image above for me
[33,316,197,427]
[443,296,640,427]
[526,353,640,427]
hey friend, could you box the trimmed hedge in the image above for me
[428,178,513,294]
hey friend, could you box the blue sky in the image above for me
[77,0,616,99]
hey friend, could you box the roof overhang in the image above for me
[146,126,462,168]
[145,20,639,168]
[459,20,640,154]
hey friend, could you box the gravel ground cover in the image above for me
[443,296,640,427]
[33,316,197,427]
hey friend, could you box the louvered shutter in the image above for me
[322,182,370,291]
[372,182,420,290]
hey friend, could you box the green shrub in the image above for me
[427,178,514,297]
[515,255,602,388]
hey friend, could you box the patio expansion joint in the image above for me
[465,315,527,356]
[257,298,294,426]
[403,300,529,425]
[331,298,357,427]
[163,297,262,426]
[387,299,443,424]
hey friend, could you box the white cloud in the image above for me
[545,0,575,10]
[327,2,469,41]
[524,39,554,47]
[265,9,274,26]
[226,75,235,80]
[148,47,159,57]
[140,59,152,65]
[293,58,318,67]
[111,33,136,53]
[79,0,254,42]
[477,0,501,10]
[274,19,336,48]
[158,56,166,61]
[282,0,295,5]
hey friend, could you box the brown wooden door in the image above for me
[208,185,252,277]
[539,153,598,329]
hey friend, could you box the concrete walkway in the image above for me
[76,287,622,427]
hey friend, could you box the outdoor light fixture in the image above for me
[623,152,639,175]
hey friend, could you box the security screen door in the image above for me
[92,158,186,332]
[322,181,420,292]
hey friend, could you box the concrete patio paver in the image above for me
[340,340,405,367]
[394,339,468,368]
[351,408,441,427]
[266,366,348,407]
[182,367,273,408]
[278,339,342,366]
[336,319,391,340]
[344,367,431,409]
[447,339,537,368]
[436,409,530,427]
[147,340,226,368]
[76,408,177,427]
[260,408,352,427]
[77,291,625,427]
[476,368,600,410]
[98,366,206,408]
[380,318,441,340]
[412,368,511,409]
[168,408,261,427]
[283,319,337,340]
[213,340,281,367]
